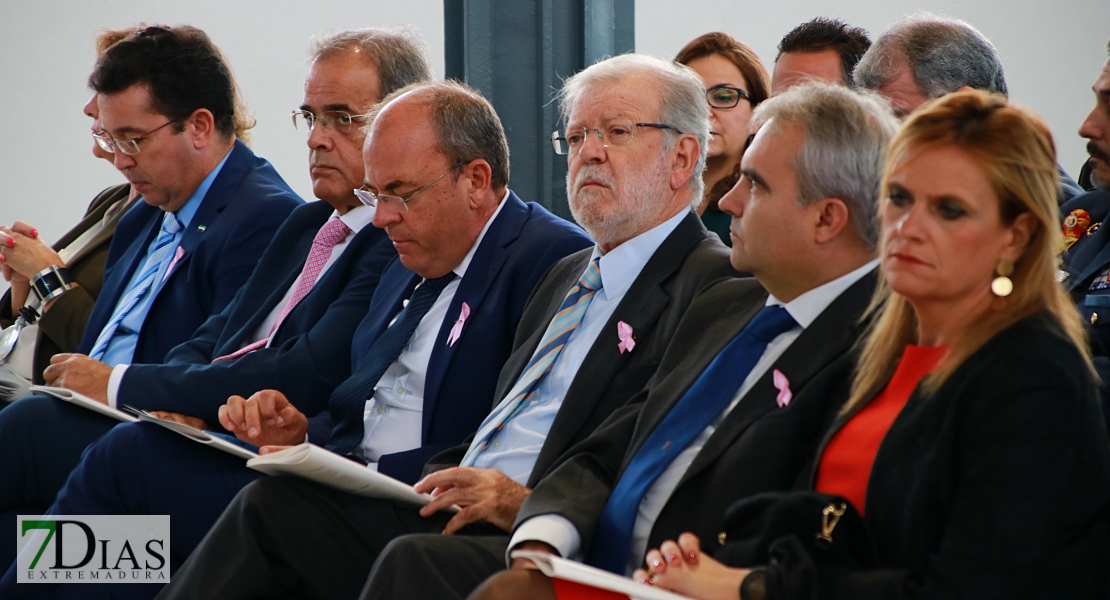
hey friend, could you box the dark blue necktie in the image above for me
[326,272,458,456]
[585,305,798,573]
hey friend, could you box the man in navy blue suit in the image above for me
[1057,40,1110,429]
[0,80,591,599]
[0,25,300,569]
[0,27,434,570]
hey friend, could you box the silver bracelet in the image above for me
[30,265,74,304]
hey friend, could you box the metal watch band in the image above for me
[30,265,74,304]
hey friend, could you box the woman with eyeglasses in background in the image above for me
[675,32,770,247]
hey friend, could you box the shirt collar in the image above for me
[334,204,374,235]
[767,258,879,329]
[589,208,690,299]
[175,148,232,229]
[452,188,511,279]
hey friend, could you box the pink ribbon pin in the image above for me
[773,369,792,407]
[162,246,185,284]
[447,302,470,346]
[617,321,635,353]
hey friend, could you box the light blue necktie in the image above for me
[585,305,798,573]
[459,259,603,466]
[88,212,183,361]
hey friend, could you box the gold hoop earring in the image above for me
[991,259,1014,297]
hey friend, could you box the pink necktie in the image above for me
[212,217,351,363]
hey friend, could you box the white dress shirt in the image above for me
[469,209,688,485]
[509,259,879,573]
[106,203,375,408]
[357,192,510,469]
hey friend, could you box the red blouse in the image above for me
[815,344,946,515]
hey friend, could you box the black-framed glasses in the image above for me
[551,121,682,155]
[291,110,372,134]
[354,162,468,213]
[92,120,178,156]
[706,86,751,109]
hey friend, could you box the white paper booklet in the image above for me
[510,551,693,600]
[30,385,138,423]
[247,443,440,508]
[126,407,259,460]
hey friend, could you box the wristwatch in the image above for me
[30,265,74,304]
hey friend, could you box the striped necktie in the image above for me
[459,258,603,466]
[325,272,459,457]
[585,305,798,573]
[89,211,183,361]
[212,217,351,362]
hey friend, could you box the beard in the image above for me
[567,155,672,248]
[1088,141,1110,192]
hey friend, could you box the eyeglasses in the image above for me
[92,120,177,156]
[551,121,682,156]
[354,162,468,213]
[706,86,751,109]
[291,110,371,134]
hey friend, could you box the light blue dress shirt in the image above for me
[469,209,690,485]
[99,152,230,367]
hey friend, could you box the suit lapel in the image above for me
[675,271,877,488]
[531,212,710,480]
[224,205,330,348]
[159,142,248,287]
[421,193,529,439]
[350,259,420,369]
[96,203,162,319]
[1064,217,1110,291]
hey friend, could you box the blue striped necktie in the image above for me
[585,305,798,573]
[326,272,458,457]
[459,258,603,466]
[88,211,183,361]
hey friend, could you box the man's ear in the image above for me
[669,134,700,191]
[811,197,852,244]
[459,159,493,208]
[185,108,217,149]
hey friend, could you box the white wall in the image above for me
[0,0,445,245]
[1,0,1108,248]
[637,0,1110,187]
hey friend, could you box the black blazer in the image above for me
[423,210,739,488]
[515,270,877,556]
[116,201,396,425]
[0,184,132,382]
[719,313,1110,599]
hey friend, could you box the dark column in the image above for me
[444,0,635,219]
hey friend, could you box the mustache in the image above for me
[571,165,615,192]
[1089,141,1110,163]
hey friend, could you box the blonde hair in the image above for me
[847,90,1092,410]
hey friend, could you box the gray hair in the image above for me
[557,53,710,205]
[855,14,1007,101]
[751,82,899,247]
[367,80,511,191]
[309,27,434,98]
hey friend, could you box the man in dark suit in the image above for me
[155,53,739,600]
[1057,40,1110,427]
[359,82,900,600]
[0,80,590,599]
[0,25,432,557]
[853,14,1083,203]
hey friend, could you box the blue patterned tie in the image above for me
[459,259,603,466]
[585,305,798,573]
[88,211,183,360]
[326,272,458,456]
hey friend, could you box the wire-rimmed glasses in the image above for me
[92,120,178,156]
[551,121,682,156]
[354,162,468,212]
[291,110,372,134]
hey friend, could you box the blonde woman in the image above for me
[632,91,1110,599]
